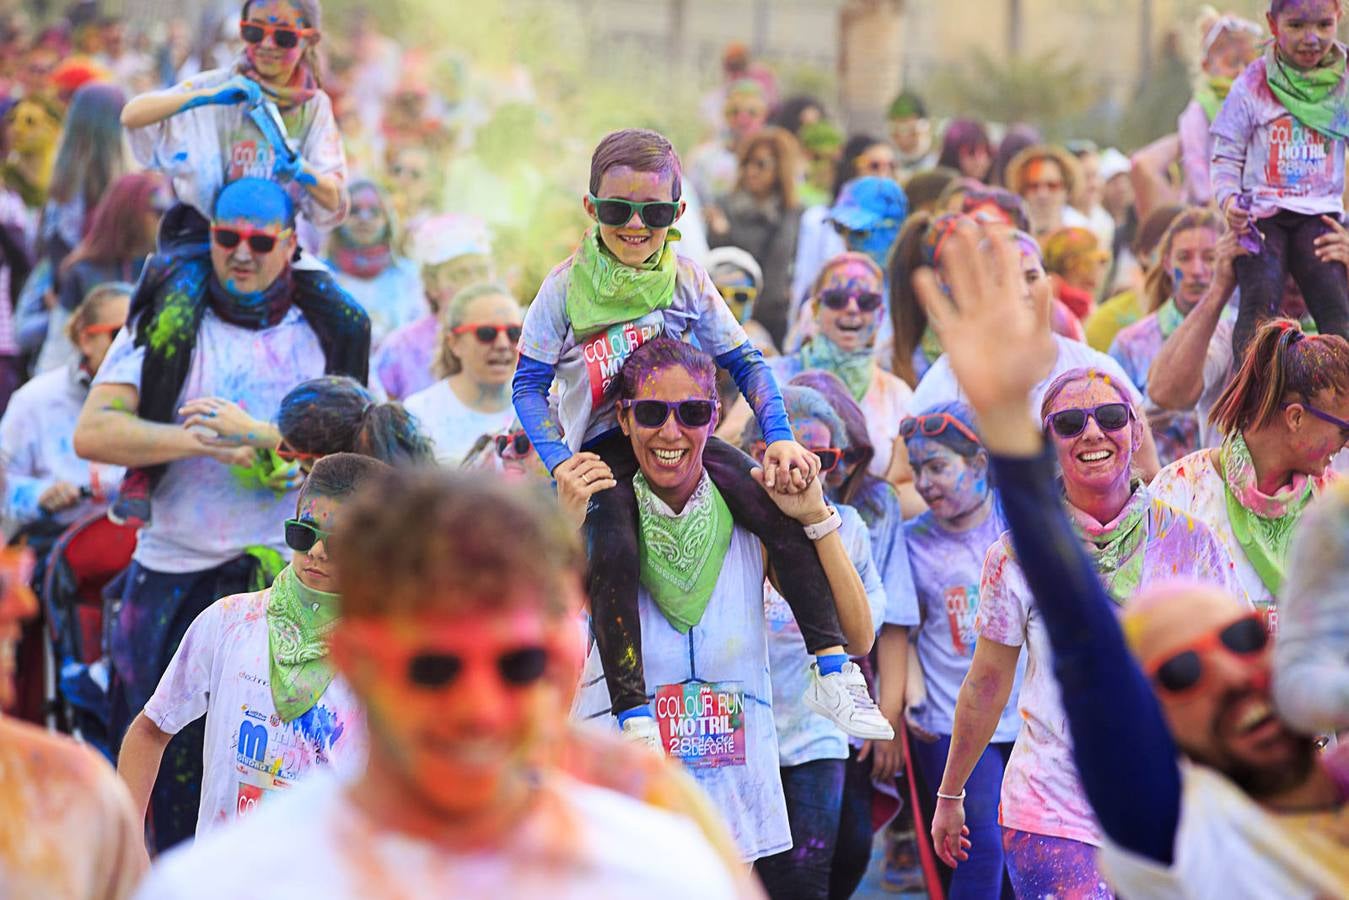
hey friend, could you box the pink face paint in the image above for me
[1047,379,1136,505]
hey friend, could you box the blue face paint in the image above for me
[214,177,294,231]
[849,224,900,268]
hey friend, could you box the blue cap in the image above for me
[829,176,909,233]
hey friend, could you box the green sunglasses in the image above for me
[587,194,681,229]
[284,518,332,554]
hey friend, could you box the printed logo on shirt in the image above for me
[581,319,664,407]
[228,136,276,183]
[762,583,795,631]
[1264,116,1333,193]
[235,781,272,820]
[655,681,747,769]
[945,584,980,657]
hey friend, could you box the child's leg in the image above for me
[582,433,647,717]
[1232,213,1293,360]
[701,437,845,653]
[1288,213,1349,341]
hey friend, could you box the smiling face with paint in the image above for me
[242,0,315,85]
[584,166,685,268]
[619,363,718,514]
[814,255,885,352]
[1043,375,1141,513]
[210,178,297,297]
[1268,0,1341,70]
[909,437,990,529]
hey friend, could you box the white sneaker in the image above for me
[620,715,664,755]
[804,661,896,740]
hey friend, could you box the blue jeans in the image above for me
[828,745,876,900]
[910,731,1014,900]
[1002,828,1114,899]
[754,758,847,899]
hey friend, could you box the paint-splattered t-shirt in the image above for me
[1150,449,1327,629]
[0,362,123,530]
[1109,308,1200,467]
[519,252,750,452]
[127,68,349,230]
[764,504,887,767]
[94,307,326,572]
[136,771,750,899]
[331,257,425,349]
[370,312,437,401]
[904,508,1024,742]
[404,378,517,466]
[1211,54,1347,219]
[144,587,366,837]
[573,524,791,862]
[0,717,145,900]
[977,493,1240,846]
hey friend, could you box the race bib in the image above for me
[655,681,747,769]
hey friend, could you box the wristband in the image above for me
[802,506,842,541]
[936,788,966,802]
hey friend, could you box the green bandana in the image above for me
[1156,298,1185,339]
[798,334,876,402]
[1219,433,1315,594]
[919,326,944,368]
[634,471,733,634]
[565,228,680,341]
[267,565,341,723]
[1265,43,1349,142]
[1194,76,1234,121]
[1067,481,1151,606]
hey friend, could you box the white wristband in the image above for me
[936,788,966,802]
[802,506,842,541]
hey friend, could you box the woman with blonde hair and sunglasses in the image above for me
[403,282,523,465]
[932,367,1240,898]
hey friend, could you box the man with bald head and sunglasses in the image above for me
[74,177,369,852]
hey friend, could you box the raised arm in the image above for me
[121,75,262,130]
[1129,133,1182,222]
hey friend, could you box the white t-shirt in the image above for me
[403,379,517,466]
[911,333,1143,422]
[765,504,887,767]
[1098,762,1349,898]
[94,307,326,572]
[143,587,365,837]
[573,520,792,862]
[134,771,748,900]
[519,252,750,451]
[331,258,425,349]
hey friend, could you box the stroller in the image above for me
[36,510,136,761]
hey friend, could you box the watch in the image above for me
[802,506,842,541]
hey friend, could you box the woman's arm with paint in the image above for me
[178,397,281,450]
[117,712,173,825]
[1147,231,1243,411]
[511,354,572,474]
[1129,133,1182,222]
[74,384,254,468]
[120,75,262,130]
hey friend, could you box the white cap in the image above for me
[408,214,492,266]
[705,245,764,291]
[1099,147,1131,183]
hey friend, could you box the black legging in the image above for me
[584,431,845,715]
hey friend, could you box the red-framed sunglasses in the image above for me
[811,447,843,473]
[451,323,522,345]
[275,437,322,464]
[1144,614,1269,696]
[82,322,125,337]
[212,225,292,254]
[900,412,982,446]
[239,20,317,49]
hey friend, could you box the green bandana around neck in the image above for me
[1067,480,1150,606]
[267,565,341,723]
[1218,432,1315,594]
[1265,43,1349,142]
[1194,76,1234,121]
[1156,298,1185,339]
[565,228,680,340]
[634,471,733,634]
[798,333,876,402]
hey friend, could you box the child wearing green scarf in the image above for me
[116,453,388,838]
[1211,0,1349,358]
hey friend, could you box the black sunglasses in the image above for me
[452,323,523,345]
[495,430,531,457]
[239,20,314,49]
[1151,616,1269,694]
[819,289,883,313]
[407,646,550,689]
[1045,403,1132,438]
[620,398,715,429]
[212,226,287,254]
[588,194,681,229]
[284,518,331,554]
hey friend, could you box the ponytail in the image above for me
[353,402,436,466]
[888,211,936,386]
[1210,319,1349,435]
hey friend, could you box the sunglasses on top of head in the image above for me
[587,194,681,229]
[212,225,292,254]
[900,413,982,446]
[239,20,317,49]
[620,398,715,429]
[1146,614,1269,695]
[818,289,883,313]
[451,323,522,345]
[1044,403,1132,439]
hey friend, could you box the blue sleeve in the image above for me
[511,354,572,473]
[715,342,794,445]
[989,447,1181,866]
